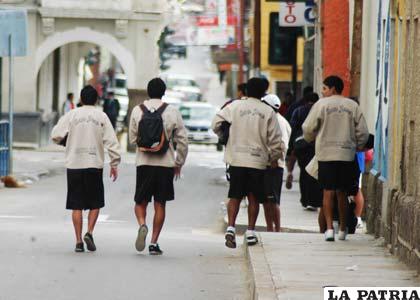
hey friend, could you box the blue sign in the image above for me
[0,10,28,57]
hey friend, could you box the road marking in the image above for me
[0,215,34,219]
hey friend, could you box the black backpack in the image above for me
[136,103,169,154]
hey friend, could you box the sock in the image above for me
[227,226,235,233]
[357,217,362,223]
[150,243,157,247]
[246,229,255,236]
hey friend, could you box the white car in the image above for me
[162,95,182,109]
[179,102,218,145]
[172,85,202,102]
[164,74,201,92]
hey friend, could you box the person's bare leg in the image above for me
[72,210,83,243]
[337,191,348,231]
[354,190,364,217]
[318,208,327,233]
[323,190,335,230]
[263,202,274,232]
[247,193,260,230]
[151,201,166,244]
[87,209,100,234]
[135,202,148,226]
[273,204,281,232]
[227,198,241,227]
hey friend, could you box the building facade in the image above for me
[0,0,168,147]
[362,0,420,271]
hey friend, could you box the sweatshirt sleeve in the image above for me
[51,113,70,144]
[302,104,321,143]
[103,115,121,167]
[129,106,140,145]
[355,106,370,150]
[173,110,189,167]
[212,105,232,138]
[267,112,284,162]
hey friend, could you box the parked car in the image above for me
[166,44,187,58]
[164,74,201,92]
[172,86,202,102]
[162,95,182,109]
[179,102,218,146]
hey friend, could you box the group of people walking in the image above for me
[213,75,369,247]
[52,74,370,254]
[52,78,188,254]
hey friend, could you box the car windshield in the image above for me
[115,78,126,89]
[179,106,215,121]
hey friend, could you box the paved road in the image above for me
[161,45,228,108]
[0,146,250,300]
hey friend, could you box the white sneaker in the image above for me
[338,230,347,240]
[245,231,258,246]
[356,217,364,229]
[325,229,335,241]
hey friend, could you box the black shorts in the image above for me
[66,168,104,210]
[228,166,265,202]
[318,161,359,192]
[135,166,175,203]
[264,167,284,204]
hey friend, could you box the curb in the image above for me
[245,234,278,300]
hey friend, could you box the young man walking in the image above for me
[129,78,188,255]
[261,94,291,232]
[62,93,75,115]
[212,78,283,248]
[52,85,121,252]
[302,76,369,241]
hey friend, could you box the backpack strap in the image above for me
[156,102,168,115]
[139,103,168,114]
[139,104,148,113]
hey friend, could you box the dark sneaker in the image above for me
[135,224,148,252]
[225,230,236,249]
[83,232,96,252]
[245,232,258,246]
[285,173,293,190]
[75,242,85,253]
[149,244,163,255]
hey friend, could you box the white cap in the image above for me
[262,94,281,110]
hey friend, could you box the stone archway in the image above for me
[35,27,136,88]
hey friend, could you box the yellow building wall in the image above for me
[389,0,406,187]
[260,0,304,83]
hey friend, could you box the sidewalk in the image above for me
[227,170,420,300]
[10,145,66,184]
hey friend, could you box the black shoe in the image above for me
[75,242,85,253]
[83,233,96,252]
[149,244,163,255]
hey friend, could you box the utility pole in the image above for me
[253,0,261,77]
[8,34,14,173]
[350,0,363,98]
[0,57,2,117]
[237,0,245,84]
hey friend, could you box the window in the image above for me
[268,13,303,65]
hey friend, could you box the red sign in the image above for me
[196,16,218,26]
[196,15,237,26]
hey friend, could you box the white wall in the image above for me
[37,53,54,114]
[359,0,379,133]
[40,0,132,10]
